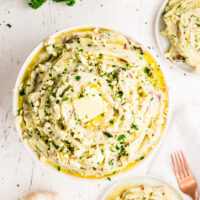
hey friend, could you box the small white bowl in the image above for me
[101,175,184,200]
[13,25,171,182]
[155,0,200,75]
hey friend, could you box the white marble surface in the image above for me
[0,0,200,199]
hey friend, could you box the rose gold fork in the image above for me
[171,150,198,200]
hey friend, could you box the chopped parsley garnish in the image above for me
[140,156,145,160]
[109,119,114,124]
[31,102,34,107]
[20,88,25,96]
[75,75,81,81]
[103,132,113,138]
[118,91,123,98]
[87,44,92,47]
[131,124,138,130]
[45,139,49,144]
[182,56,186,62]
[117,134,126,141]
[6,24,12,28]
[177,4,182,8]
[63,97,69,101]
[108,159,114,166]
[79,94,84,98]
[57,73,61,78]
[57,166,61,171]
[162,11,166,16]
[144,67,152,77]
[107,177,111,181]
[133,46,140,50]
[51,93,56,97]
[28,0,76,9]
[116,145,120,150]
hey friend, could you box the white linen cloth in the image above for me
[148,105,200,199]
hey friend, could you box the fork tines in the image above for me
[171,150,192,180]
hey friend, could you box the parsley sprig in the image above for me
[28,0,76,9]
[28,0,47,9]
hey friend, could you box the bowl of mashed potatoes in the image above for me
[156,0,200,74]
[102,175,183,200]
[13,25,169,180]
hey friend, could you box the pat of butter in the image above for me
[73,95,105,123]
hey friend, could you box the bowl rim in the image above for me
[155,0,200,76]
[13,24,171,183]
[100,174,184,200]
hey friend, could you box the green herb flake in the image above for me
[118,134,126,141]
[79,94,84,99]
[109,120,114,124]
[6,24,12,28]
[107,177,111,181]
[118,91,123,98]
[51,93,56,97]
[19,88,25,96]
[104,132,113,138]
[133,46,140,50]
[177,4,182,8]
[140,156,145,160]
[75,76,81,81]
[144,67,152,77]
[131,124,138,130]
[57,73,61,78]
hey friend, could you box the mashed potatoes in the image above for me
[114,184,173,200]
[15,28,168,178]
[162,0,200,70]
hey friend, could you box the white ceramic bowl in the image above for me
[13,25,171,182]
[101,175,184,200]
[155,0,200,75]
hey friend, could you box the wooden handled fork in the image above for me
[171,150,198,200]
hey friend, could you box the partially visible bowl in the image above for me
[101,175,184,200]
[155,0,200,75]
